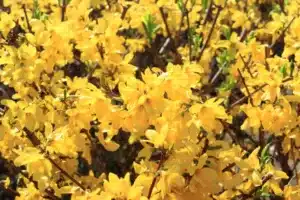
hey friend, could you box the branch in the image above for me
[228,83,267,109]
[46,156,86,191]
[202,0,213,25]
[22,5,33,33]
[237,68,254,106]
[291,139,299,185]
[159,7,172,38]
[147,151,168,198]
[270,16,296,53]
[23,128,86,191]
[121,5,130,20]
[61,0,67,22]
[196,5,222,62]
[236,174,273,199]
[3,158,60,200]
[239,54,253,78]
[0,182,20,197]
[186,10,192,62]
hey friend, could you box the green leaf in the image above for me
[202,0,209,10]
[222,26,231,40]
[32,0,48,21]
[177,0,185,13]
[260,142,272,167]
[245,31,256,44]
[190,0,196,7]
[32,0,41,19]
[218,75,236,91]
[284,0,289,5]
[280,63,288,77]
[142,14,160,44]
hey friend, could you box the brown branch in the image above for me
[259,127,265,147]
[61,0,67,22]
[239,54,253,78]
[230,71,298,108]
[121,5,130,20]
[239,28,248,42]
[0,182,20,197]
[159,7,172,38]
[23,128,86,191]
[202,0,213,25]
[201,138,209,155]
[270,17,296,51]
[291,139,299,185]
[264,46,271,71]
[237,68,254,106]
[237,174,273,199]
[46,156,85,191]
[147,151,167,198]
[22,5,33,33]
[176,0,188,36]
[229,83,267,109]
[4,158,60,200]
[210,66,223,84]
[278,0,286,14]
[196,5,222,62]
[186,10,192,62]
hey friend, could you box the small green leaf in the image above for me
[32,0,48,21]
[190,0,196,7]
[202,0,209,10]
[260,142,272,168]
[222,26,231,40]
[218,75,236,92]
[142,14,160,44]
[280,63,288,77]
[260,143,271,159]
[284,0,289,5]
[245,31,256,44]
[177,0,185,13]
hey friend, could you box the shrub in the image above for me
[0,0,299,199]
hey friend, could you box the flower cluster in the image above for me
[0,0,299,200]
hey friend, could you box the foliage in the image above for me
[0,0,299,200]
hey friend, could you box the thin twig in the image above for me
[0,182,20,197]
[159,37,170,54]
[239,28,248,42]
[22,5,33,33]
[229,76,293,108]
[121,6,130,19]
[147,151,167,198]
[159,7,172,38]
[278,0,286,14]
[23,128,86,191]
[61,0,67,22]
[237,68,254,106]
[202,0,213,25]
[176,0,188,36]
[46,156,86,190]
[186,10,192,62]
[270,17,296,50]
[229,83,267,109]
[236,174,273,199]
[4,158,60,199]
[196,5,222,62]
[291,140,299,185]
[210,66,223,84]
[239,54,253,78]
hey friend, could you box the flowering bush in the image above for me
[0,0,299,199]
